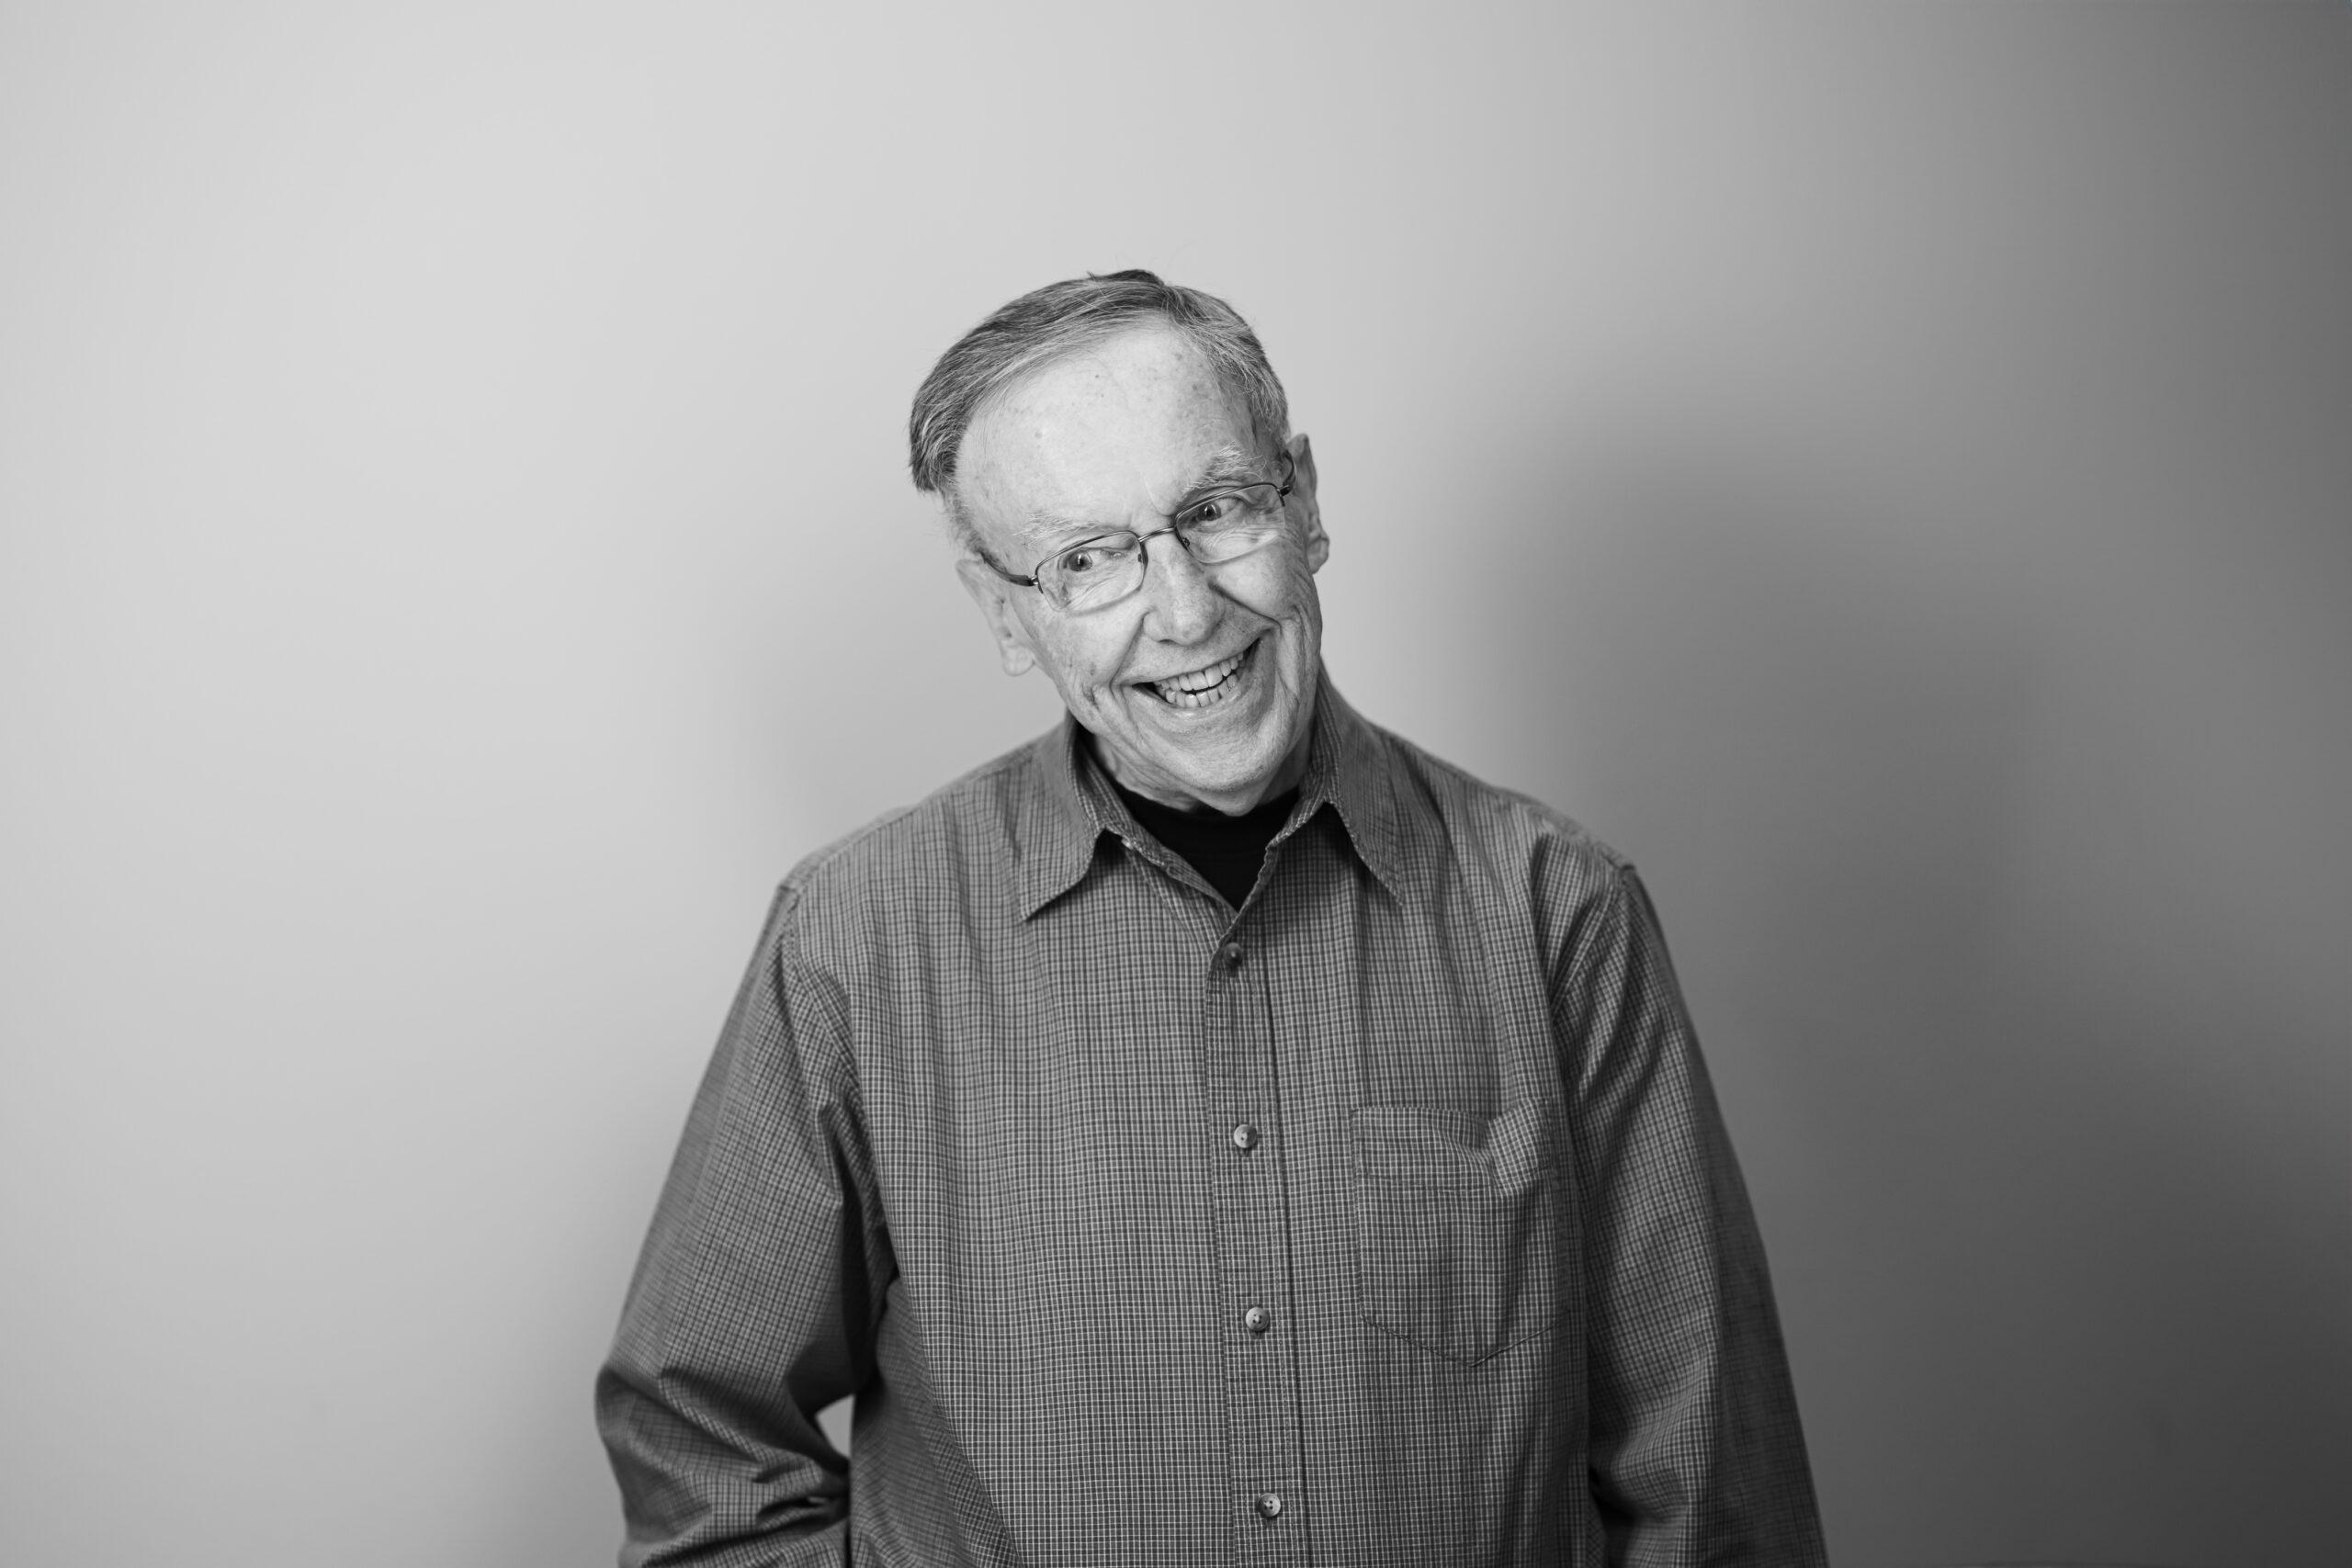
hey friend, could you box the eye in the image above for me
[1179,493,1245,529]
[1057,537,1127,576]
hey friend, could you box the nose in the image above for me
[1135,527,1223,643]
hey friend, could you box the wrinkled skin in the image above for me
[953,325,1329,816]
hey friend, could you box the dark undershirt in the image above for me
[1114,784,1301,909]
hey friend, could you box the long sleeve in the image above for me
[595,886,887,1568]
[594,698,1829,1562]
[1553,866,1827,1567]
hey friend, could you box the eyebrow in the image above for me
[1021,446,1273,537]
[1192,446,1267,489]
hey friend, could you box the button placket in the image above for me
[1202,919,1304,1563]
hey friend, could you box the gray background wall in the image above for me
[3,4,2345,1564]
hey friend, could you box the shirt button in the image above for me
[1254,1492,1284,1520]
[1243,1305,1272,1335]
[1217,941,1245,970]
[1229,1122,1260,1152]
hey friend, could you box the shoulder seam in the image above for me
[778,733,1046,892]
[1381,729,1630,871]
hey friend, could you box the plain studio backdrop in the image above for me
[3,4,2346,1565]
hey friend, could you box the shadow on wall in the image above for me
[1476,454,2346,1556]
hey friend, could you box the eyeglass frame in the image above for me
[971,450,1298,613]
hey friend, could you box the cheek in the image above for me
[1042,626,1133,704]
[1260,559,1324,632]
[1223,551,1318,624]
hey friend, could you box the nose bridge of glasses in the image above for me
[1045,480,1285,609]
[1135,521,1216,593]
[1134,522,1223,635]
[1136,518,1196,558]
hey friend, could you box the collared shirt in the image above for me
[1115,783,1297,907]
[598,673,1826,1567]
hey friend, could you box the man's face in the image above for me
[954,325,1328,816]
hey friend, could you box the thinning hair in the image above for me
[907,269,1290,548]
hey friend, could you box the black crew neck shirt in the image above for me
[1114,785,1301,909]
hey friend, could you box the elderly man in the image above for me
[598,271,1826,1566]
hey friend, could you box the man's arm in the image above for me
[596,886,882,1568]
[1554,864,1827,1566]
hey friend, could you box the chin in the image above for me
[1176,741,1296,805]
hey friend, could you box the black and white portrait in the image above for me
[3,6,2345,1566]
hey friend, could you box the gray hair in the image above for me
[907,269,1290,548]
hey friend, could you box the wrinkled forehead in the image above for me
[956,326,1262,537]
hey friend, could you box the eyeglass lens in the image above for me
[1044,482,1287,610]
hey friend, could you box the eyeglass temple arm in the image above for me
[971,455,1292,593]
[974,551,1037,589]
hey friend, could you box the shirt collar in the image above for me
[1012,664,1405,920]
[1293,671,1407,898]
[1012,716,1107,921]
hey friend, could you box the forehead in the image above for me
[957,326,1256,536]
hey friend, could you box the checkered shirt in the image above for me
[597,674,1826,1566]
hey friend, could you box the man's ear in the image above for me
[1286,432,1329,572]
[955,556,1038,676]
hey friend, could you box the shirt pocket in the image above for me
[1351,1097,1563,1365]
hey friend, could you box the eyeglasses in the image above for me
[976,453,1295,614]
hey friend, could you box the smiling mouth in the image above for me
[1142,641,1256,709]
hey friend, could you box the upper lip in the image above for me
[1136,641,1254,687]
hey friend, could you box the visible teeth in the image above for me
[1150,649,1247,705]
[1167,652,1242,692]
